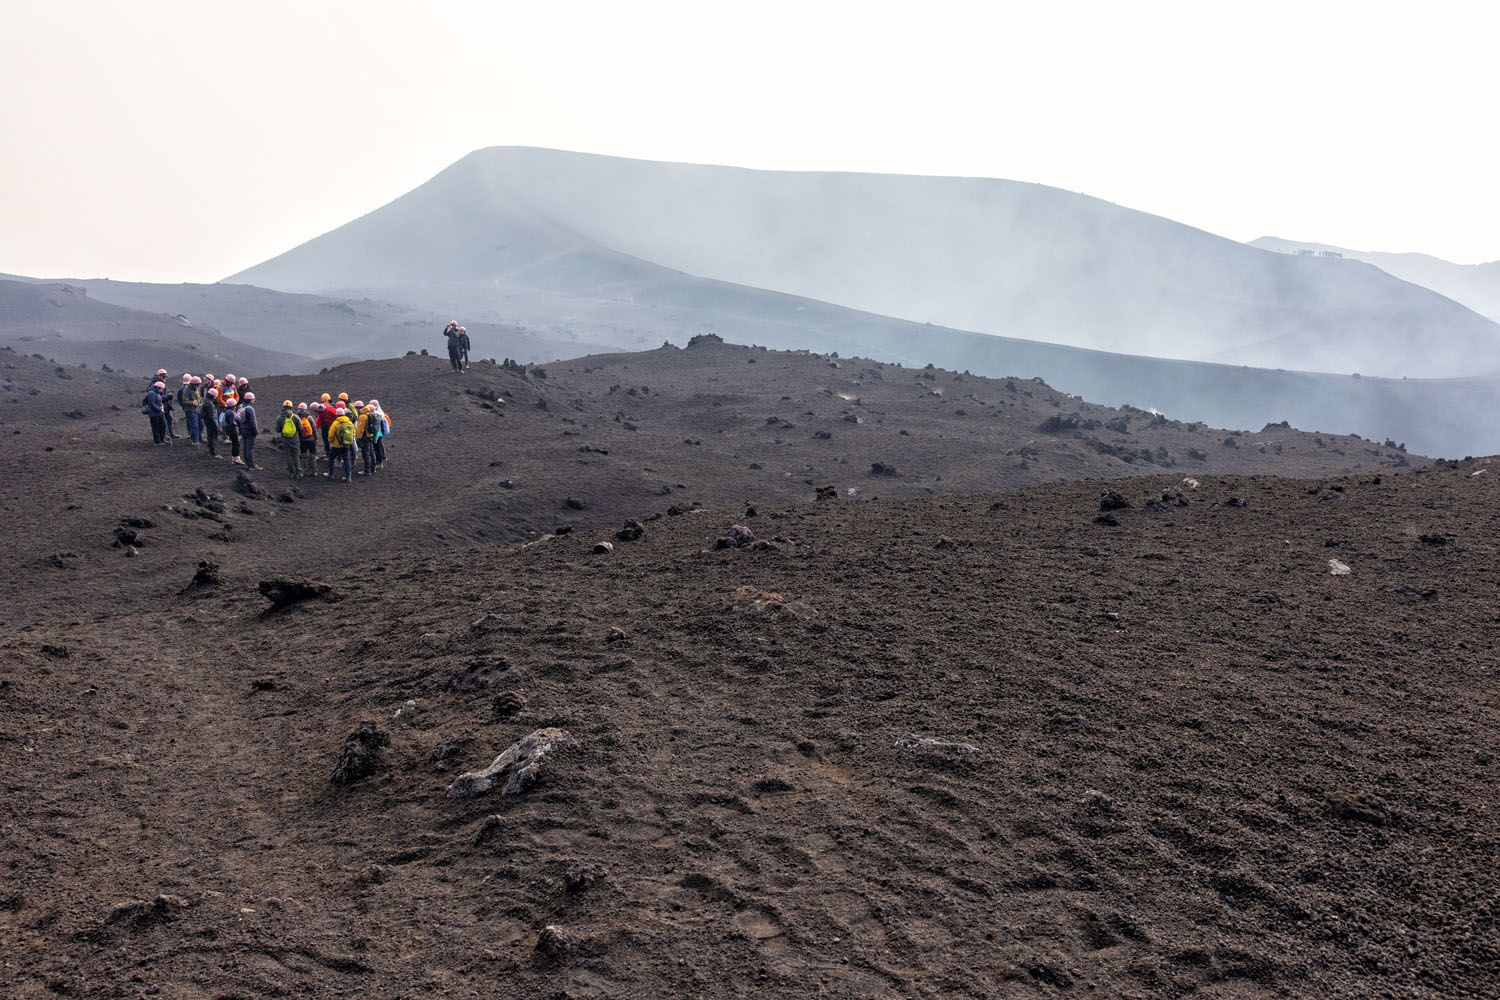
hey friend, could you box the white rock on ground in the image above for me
[446,727,576,798]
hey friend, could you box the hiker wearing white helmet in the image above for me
[142,379,169,445]
[443,321,465,373]
[238,392,260,469]
[369,399,390,469]
[160,377,178,442]
[181,375,205,444]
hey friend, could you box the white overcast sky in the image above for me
[3,0,1497,282]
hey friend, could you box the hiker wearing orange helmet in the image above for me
[315,397,337,457]
[275,400,301,478]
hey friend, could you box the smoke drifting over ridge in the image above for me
[235,147,1500,381]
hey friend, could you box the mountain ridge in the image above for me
[1250,236,1500,320]
[230,146,1500,378]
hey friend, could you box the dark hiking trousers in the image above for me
[328,446,353,481]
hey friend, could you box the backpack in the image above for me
[280,413,299,439]
[333,419,355,447]
[141,392,152,415]
[298,416,314,439]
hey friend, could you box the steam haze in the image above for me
[2,0,1498,282]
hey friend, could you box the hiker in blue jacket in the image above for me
[238,393,260,469]
[143,380,168,445]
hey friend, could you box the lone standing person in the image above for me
[444,320,464,373]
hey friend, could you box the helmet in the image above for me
[243,392,255,402]
[281,399,294,408]
[335,407,347,416]
[181,373,192,382]
[155,368,167,377]
[208,387,219,397]
[224,372,235,381]
[152,380,165,389]
[458,326,466,333]
[297,402,308,411]
[320,393,331,402]
[236,377,248,386]
[337,392,349,401]
[205,373,215,381]
[191,376,202,385]
[353,400,365,409]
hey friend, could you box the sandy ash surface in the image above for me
[3,452,1496,997]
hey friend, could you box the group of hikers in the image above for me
[140,369,393,483]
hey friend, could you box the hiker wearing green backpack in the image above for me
[327,406,356,483]
[276,400,301,478]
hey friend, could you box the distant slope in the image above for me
[215,248,1500,457]
[230,146,1500,378]
[0,340,1422,623]
[8,274,1492,455]
[0,273,617,364]
[0,279,315,376]
[1251,236,1500,321]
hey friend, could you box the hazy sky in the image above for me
[3,0,1497,282]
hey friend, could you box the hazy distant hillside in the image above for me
[231,147,1500,378]
[1251,236,1500,321]
[0,273,616,364]
[0,279,314,376]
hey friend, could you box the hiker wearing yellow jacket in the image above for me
[326,407,356,483]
